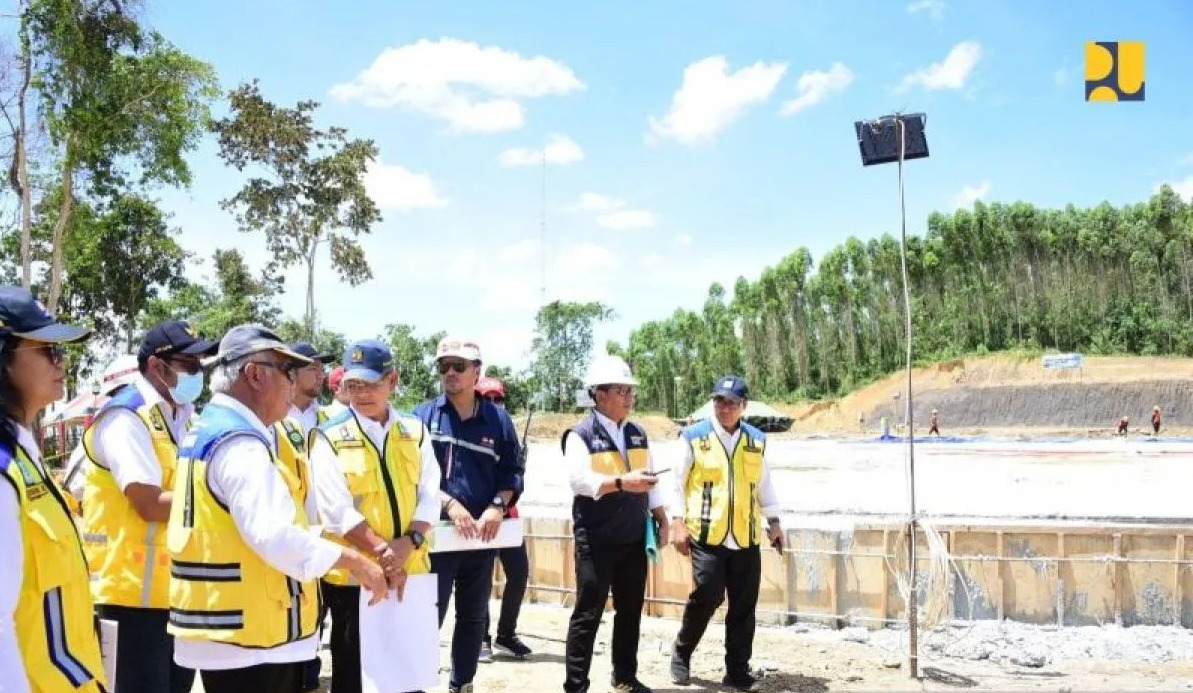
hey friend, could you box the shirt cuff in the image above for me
[412,500,440,526]
[306,537,345,582]
[586,471,608,500]
[329,508,368,538]
[761,505,782,518]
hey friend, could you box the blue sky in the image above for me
[144,0,1193,369]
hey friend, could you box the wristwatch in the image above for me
[615,477,623,491]
[405,529,425,549]
[489,495,508,511]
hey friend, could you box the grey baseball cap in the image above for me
[203,324,314,368]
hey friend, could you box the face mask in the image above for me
[169,371,205,405]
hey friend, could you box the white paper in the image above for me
[99,618,118,692]
[360,573,440,693]
[430,517,523,553]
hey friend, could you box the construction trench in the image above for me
[505,438,1193,632]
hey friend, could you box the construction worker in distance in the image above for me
[80,320,219,693]
[63,353,140,506]
[289,341,336,433]
[309,339,442,693]
[414,337,525,693]
[668,375,784,693]
[0,285,107,693]
[563,353,669,693]
[323,365,350,419]
[1117,416,1129,436]
[1152,406,1162,436]
[166,324,388,691]
[474,376,533,663]
[928,409,941,437]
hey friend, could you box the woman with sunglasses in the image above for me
[0,285,107,693]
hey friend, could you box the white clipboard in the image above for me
[429,517,523,553]
[359,574,440,693]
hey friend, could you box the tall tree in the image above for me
[384,323,445,410]
[22,0,217,309]
[139,247,279,340]
[529,300,614,411]
[213,80,382,339]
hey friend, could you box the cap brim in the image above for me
[180,338,219,356]
[313,353,335,364]
[271,346,314,365]
[343,367,384,383]
[15,323,91,344]
[711,391,744,402]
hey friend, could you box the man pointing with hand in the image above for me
[562,354,669,693]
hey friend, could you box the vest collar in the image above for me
[209,393,273,447]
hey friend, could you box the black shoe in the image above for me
[722,673,761,692]
[479,637,494,663]
[612,678,652,693]
[670,644,691,685]
[494,633,533,660]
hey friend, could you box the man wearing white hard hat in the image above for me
[562,354,668,693]
[63,354,140,503]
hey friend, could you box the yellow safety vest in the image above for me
[80,388,180,609]
[273,418,311,511]
[315,409,430,585]
[1,440,106,692]
[166,404,319,648]
[682,420,766,548]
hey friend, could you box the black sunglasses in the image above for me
[437,360,472,375]
[246,360,299,381]
[14,343,66,365]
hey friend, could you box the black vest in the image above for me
[562,413,650,546]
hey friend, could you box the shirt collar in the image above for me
[437,393,485,422]
[14,420,40,465]
[210,393,272,444]
[711,417,742,440]
[350,405,397,433]
[592,408,624,434]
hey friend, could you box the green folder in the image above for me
[645,515,660,565]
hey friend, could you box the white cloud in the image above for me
[478,326,535,368]
[780,62,855,115]
[1158,176,1193,202]
[674,233,693,247]
[498,133,585,167]
[498,238,541,263]
[597,210,657,231]
[330,38,584,133]
[364,161,448,211]
[647,55,787,146]
[899,41,982,92]
[571,192,656,231]
[906,0,946,21]
[953,180,991,210]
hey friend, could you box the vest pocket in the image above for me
[741,455,763,483]
[26,505,74,592]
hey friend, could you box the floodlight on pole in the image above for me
[854,111,928,680]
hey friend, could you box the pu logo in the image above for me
[351,349,364,363]
[1085,41,1144,102]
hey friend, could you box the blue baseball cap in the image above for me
[342,339,394,383]
[711,375,749,402]
[138,320,218,368]
[289,341,334,364]
[0,286,90,343]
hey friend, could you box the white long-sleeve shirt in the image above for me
[0,421,45,693]
[287,400,321,437]
[670,417,782,550]
[310,406,441,537]
[173,394,341,671]
[564,408,665,510]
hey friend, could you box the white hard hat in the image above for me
[584,354,638,388]
[436,336,481,362]
[99,354,139,396]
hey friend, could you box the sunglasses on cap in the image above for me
[437,359,473,375]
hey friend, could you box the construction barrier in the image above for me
[497,516,1193,630]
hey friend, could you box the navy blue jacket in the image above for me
[413,395,524,520]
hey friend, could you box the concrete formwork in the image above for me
[506,516,1193,630]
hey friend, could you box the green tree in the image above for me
[483,364,532,414]
[384,323,445,410]
[529,300,615,411]
[212,80,382,338]
[22,0,218,309]
[139,248,279,340]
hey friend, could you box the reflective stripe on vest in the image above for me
[317,409,430,585]
[166,403,319,649]
[682,420,766,548]
[1,441,106,692]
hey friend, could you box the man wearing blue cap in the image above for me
[309,338,442,693]
[668,375,784,693]
[288,341,335,434]
[79,320,219,693]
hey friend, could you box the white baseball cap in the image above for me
[436,337,481,362]
[99,354,139,396]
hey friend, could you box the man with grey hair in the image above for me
[166,324,388,692]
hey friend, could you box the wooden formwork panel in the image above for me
[647,544,693,620]
[1181,536,1193,629]
[1059,533,1116,626]
[837,529,889,623]
[788,529,839,623]
[1121,534,1179,626]
[758,542,788,626]
[524,517,575,607]
[1002,533,1059,624]
[949,531,1001,621]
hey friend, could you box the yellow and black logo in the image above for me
[1085,41,1144,102]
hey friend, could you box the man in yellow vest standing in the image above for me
[309,339,442,693]
[562,354,669,693]
[668,375,784,692]
[80,320,218,693]
[166,324,388,692]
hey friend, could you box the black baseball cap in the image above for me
[711,375,750,402]
[138,320,219,368]
[0,286,90,343]
[290,342,334,364]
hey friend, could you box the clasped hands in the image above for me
[445,497,504,542]
[376,539,412,601]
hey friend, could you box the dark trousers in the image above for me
[323,582,361,693]
[673,542,762,678]
[94,604,194,693]
[563,538,647,693]
[301,597,328,692]
[433,549,497,689]
[485,541,530,640]
[200,662,301,693]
